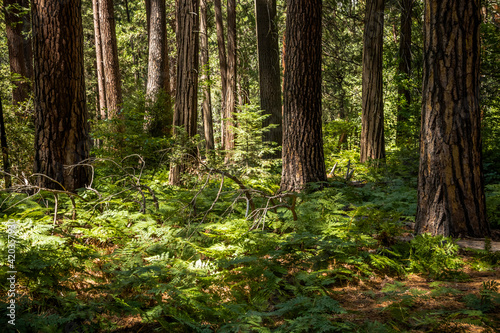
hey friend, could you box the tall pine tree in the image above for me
[32,0,89,191]
[280,0,326,191]
[416,0,490,237]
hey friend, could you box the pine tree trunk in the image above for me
[224,0,237,153]
[395,0,413,146]
[280,0,326,192]
[214,0,227,146]
[146,0,171,137]
[169,0,199,185]
[416,0,489,238]
[255,0,282,158]
[92,0,107,120]
[200,0,215,152]
[238,58,250,106]
[0,96,11,188]
[4,0,33,106]
[32,0,90,192]
[360,0,385,163]
[99,0,123,122]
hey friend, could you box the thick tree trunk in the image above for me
[0,96,11,188]
[169,0,199,185]
[4,0,33,106]
[200,0,215,152]
[280,0,326,192]
[146,0,171,137]
[224,0,237,152]
[395,0,413,146]
[255,0,282,158]
[32,0,90,192]
[92,0,107,120]
[214,0,227,146]
[360,0,385,163]
[99,0,123,122]
[416,0,489,238]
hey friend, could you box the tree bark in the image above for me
[416,0,490,238]
[200,0,215,152]
[360,0,385,163]
[255,0,282,158]
[224,0,237,152]
[0,96,11,188]
[214,0,227,146]
[395,0,413,146]
[280,0,326,192]
[92,0,107,120]
[99,0,123,122]
[32,0,90,192]
[4,0,33,106]
[169,0,199,185]
[146,0,172,137]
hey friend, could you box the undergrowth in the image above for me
[0,152,498,332]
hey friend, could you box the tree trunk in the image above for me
[169,0,199,185]
[200,0,215,152]
[395,0,413,146]
[214,0,227,146]
[99,0,123,122]
[0,96,11,188]
[416,0,489,238]
[360,0,385,163]
[255,0,282,158]
[280,0,326,192]
[146,0,171,137]
[224,0,237,152]
[4,0,33,106]
[32,0,90,192]
[146,0,151,39]
[124,0,131,22]
[92,0,107,120]
[238,60,250,106]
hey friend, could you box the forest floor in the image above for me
[330,265,500,333]
[2,166,500,332]
[105,244,500,333]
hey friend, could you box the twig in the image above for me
[329,162,338,177]
[140,184,159,211]
[200,174,225,223]
[53,194,58,225]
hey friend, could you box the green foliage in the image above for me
[231,104,280,174]
[408,234,465,279]
[485,184,500,228]
[0,154,498,332]
[323,120,359,157]
[481,3,500,185]
[462,280,500,313]
[91,91,173,164]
